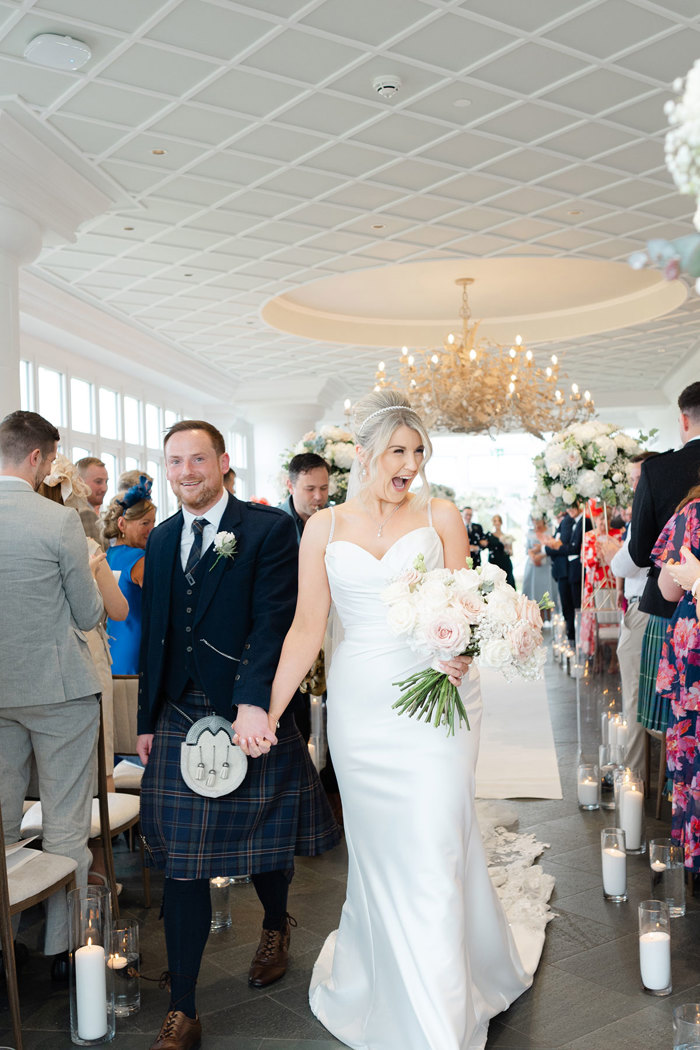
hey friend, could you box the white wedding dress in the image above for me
[309,509,550,1050]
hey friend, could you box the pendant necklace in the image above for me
[366,496,408,538]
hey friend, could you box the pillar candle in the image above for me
[577,776,598,806]
[620,784,644,850]
[75,940,108,1040]
[602,847,626,896]
[639,930,671,991]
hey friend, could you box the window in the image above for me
[100,452,118,507]
[164,409,178,431]
[123,397,141,444]
[71,378,93,433]
[99,387,119,440]
[72,445,90,462]
[145,404,161,449]
[37,366,64,426]
[19,360,32,410]
[124,455,139,472]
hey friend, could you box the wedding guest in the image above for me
[65,455,109,545]
[485,513,515,588]
[136,420,338,1050]
[653,492,700,876]
[0,411,102,978]
[223,467,236,495]
[522,516,554,616]
[629,382,700,734]
[580,506,623,667]
[40,456,129,790]
[545,504,587,642]
[103,478,156,674]
[597,452,660,776]
[461,506,484,566]
[280,452,330,542]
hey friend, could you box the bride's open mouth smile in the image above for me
[391,475,413,491]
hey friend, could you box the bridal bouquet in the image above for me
[382,556,548,735]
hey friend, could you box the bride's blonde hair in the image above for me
[349,390,432,507]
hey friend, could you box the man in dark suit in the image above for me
[461,506,484,566]
[137,421,339,1050]
[546,507,578,642]
[628,382,700,730]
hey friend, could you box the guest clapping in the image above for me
[103,478,156,674]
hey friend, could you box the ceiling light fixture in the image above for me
[374,277,594,439]
[453,98,472,108]
[151,148,167,156]
[371,223,386,230]
[372,74,401,99]
[24,33,91,71]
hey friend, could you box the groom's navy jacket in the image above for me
[137,493,298,734]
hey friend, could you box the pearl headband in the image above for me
[358,404,411,432]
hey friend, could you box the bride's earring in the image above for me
[361,464,367,477]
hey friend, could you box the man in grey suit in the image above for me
[0,411,103,970]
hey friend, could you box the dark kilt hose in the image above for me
[138,494,340,880]
[140,691,339,878]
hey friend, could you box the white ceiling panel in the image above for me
[5,0,697,406]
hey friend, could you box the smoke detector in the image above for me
[372,74,401,100]
[24,33,91,71]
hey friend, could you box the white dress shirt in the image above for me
[179,489,230,571]
[610,523,648,601]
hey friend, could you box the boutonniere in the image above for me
[210,531,237,571]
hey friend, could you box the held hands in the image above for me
[232,704,278,759]
[667,546,700,592]
[438,654,472,687]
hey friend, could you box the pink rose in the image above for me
[508,621,538,662]
[399,568,424,587]
[423,613,469,657]
[456,593,486,624]
[516,594,543,630]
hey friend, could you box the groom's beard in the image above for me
[171,476,221,512]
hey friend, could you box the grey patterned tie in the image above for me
[185,518,209,575]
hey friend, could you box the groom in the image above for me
[137,420,339,1050]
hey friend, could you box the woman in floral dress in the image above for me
[653,494,700,874]
[580,508,622,660]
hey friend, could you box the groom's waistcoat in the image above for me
[163,557,204,701]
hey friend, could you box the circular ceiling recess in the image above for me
[262,257,687,347]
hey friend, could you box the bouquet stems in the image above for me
[391,668,470,736]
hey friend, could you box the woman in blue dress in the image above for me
[104,477,157,674]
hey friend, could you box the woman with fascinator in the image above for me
[241,391,547,1050]
[104,477,156,674]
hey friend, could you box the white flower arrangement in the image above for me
[282,424,356,504]
[210,531,237,571]
[665,59,700,230]
[382,554,549,735]
[532,422,644,515]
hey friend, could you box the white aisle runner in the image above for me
[476,666,562,800]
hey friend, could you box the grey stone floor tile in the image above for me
[538,907,622,966]
[485,1017,557,1048]
[259,1039,344,1048]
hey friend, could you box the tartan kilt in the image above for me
[140,690,341,879]
[637,614,672,732]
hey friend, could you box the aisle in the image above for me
[476,664,563,800]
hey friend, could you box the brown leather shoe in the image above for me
[149,1010,202,1050]
[248,914,297,988]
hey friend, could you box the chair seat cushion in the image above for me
[8,851,77,909]
[21,794,140,839]
[113,759,144,791]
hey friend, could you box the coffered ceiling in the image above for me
[2,0,699,408]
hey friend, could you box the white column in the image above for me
[0,204,42,419]
[250,404,322,500]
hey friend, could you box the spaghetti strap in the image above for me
[427,498,433,527]
[327,506,336,546]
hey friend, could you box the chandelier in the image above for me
[374,277,595,439]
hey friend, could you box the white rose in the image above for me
[387,598,419,637]
[422,611,470,657]
[417,577,454,615]
[596,436,617,463]
[382,579,412,605]
[481,638,513,669]
[478,562,508,587]
[453,568,481,595]
[331,443,355,470]
[594,461,609,475]
[563,488,576,505]
[487,591,519,625]
[612,472,623,483]
[564,448,582,470]
[550,482,564,498]
[328,475,339,496]
[578,470,602,498]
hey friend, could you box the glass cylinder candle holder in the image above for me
[109,918,140,1017]
[638,900,672,996]
[601,827,627,902]
[649,838,686,918]
[601,709,614,746]
[210,877,232,931]
[68,886,115,1045]
[616,770,646,855]
[599,744,625,811]
[577,762,600,810]
[673,1004,700,1048]
[230,874,251,885]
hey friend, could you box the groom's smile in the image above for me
[165,428,230,515]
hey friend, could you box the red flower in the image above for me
[656,656,677,693]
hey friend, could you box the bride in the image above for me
[238,390,541,1050]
